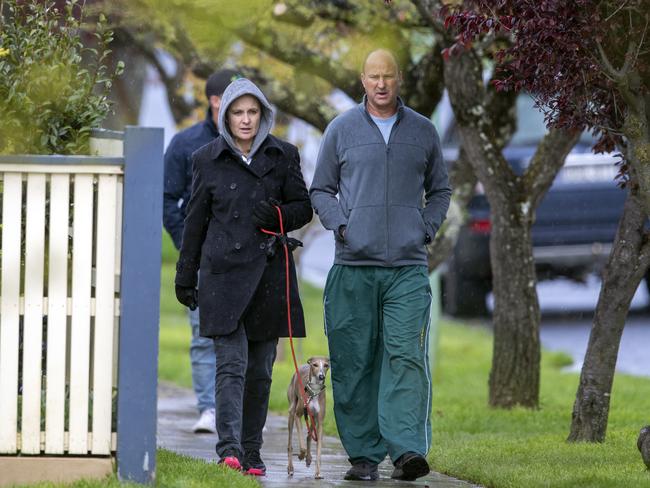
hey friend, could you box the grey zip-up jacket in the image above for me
[310,97,451,267]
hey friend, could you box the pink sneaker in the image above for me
[243,450,266,476]
[244,467,266,476]
[221,456,242,471]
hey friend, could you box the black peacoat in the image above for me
[175,134,313,340]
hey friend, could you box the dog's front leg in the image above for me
[288,408,295,476]
[315,419,324,479]
[295,413,307,461]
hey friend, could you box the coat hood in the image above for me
[217,78,275,161]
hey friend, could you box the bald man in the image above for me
[310,49,451,482]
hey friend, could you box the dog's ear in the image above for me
[307,357,314,365]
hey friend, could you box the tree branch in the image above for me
[272,0,357,27]
[402,47,445,116]
[231,23,363,100]
[114,26,195,123]
[443,47,517,197]
[596,37,636,80]
[410,0,449,39]
[522,128,580,211]
[154,19,341,131]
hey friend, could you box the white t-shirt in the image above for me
[370,113,398,144]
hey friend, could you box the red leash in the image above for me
[260,206,319,442]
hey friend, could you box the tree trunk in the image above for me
[444,46,578,408]
[487,195,540,408]
[568,182,650,442]
[427,83,517,271]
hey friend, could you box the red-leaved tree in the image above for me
[444,0,649,441]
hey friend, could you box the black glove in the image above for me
[425,232,432,245]
[286,237,303,251]
[252,200,281,230]
[175,284,198,311]
[263,235,303,259]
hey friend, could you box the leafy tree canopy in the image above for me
[0,0,123,154]
[443,0,649,158]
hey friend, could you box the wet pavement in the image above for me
[157,382,477,487]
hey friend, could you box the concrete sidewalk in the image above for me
[157,382,477,487]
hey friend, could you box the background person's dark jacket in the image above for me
[163,110,219,249]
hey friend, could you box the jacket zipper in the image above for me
[385,117,401,265]
[385,144,390,263]
[363,107,402,265]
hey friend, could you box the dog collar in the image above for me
[305,381,325,399]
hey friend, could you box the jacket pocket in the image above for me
[343,205,386,261]
[202,233,231,274]
[388,205,427,260]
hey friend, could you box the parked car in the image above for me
[436,93,629,316]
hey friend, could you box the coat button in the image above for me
[234,242,241,250]
[233,211,239,219]
[230,182,237,190]
[259,242,266,250]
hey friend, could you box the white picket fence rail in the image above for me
[0,161,123,456]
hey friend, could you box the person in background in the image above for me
[163,69,239,434]
[310,49,451,482]
[174,78,312,475]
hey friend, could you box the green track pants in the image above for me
[323,265,432,464]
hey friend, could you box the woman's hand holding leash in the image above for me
[252,200,281,230]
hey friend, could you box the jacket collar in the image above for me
[209,134,285,178]
[358,95,405,122]
[205,108,219,137]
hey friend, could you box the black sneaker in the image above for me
[391,452,430,481]
[243,450,266,476]
[344,460,379,481]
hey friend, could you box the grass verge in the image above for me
[429,321,650,488]
[16,450,259,488]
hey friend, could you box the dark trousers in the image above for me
[213,322,278,459]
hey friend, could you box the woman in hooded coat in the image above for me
[174,78,313,474]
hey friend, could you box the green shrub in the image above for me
[0,0,123,155]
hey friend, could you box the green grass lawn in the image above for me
[430,323,650,488]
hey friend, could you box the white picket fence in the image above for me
[0,159,123,456]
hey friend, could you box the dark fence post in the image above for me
[117,126,164,484]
